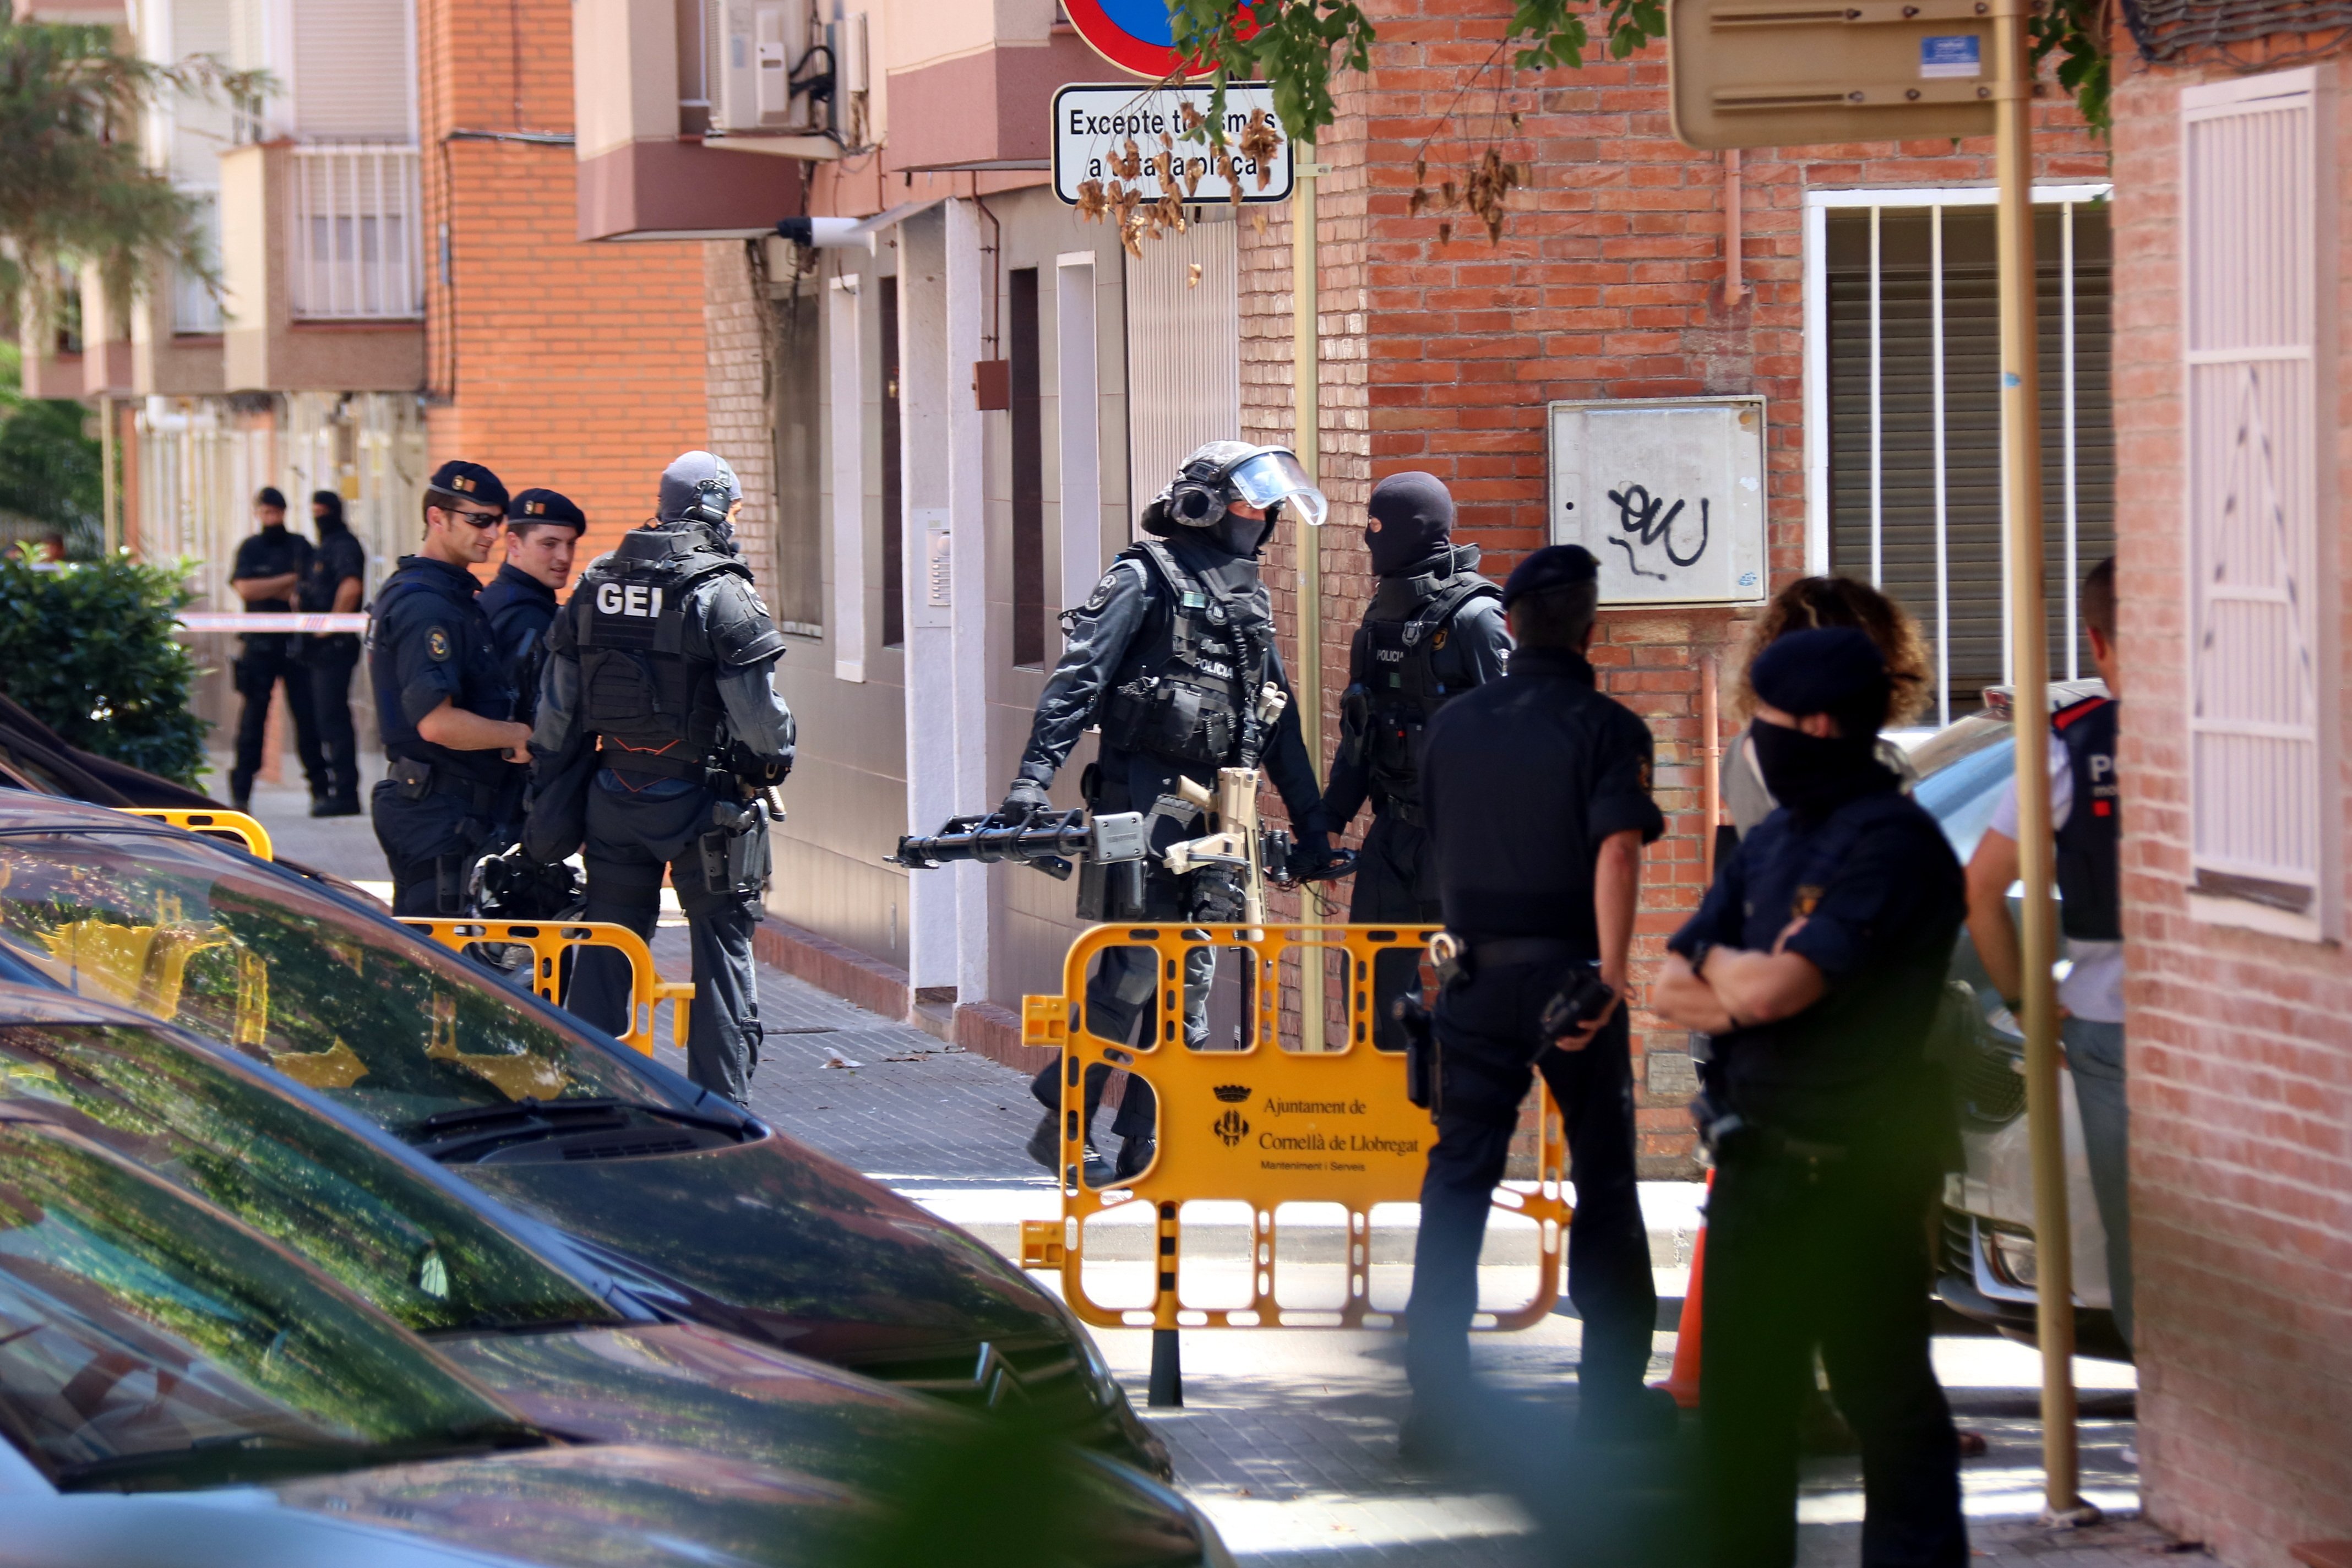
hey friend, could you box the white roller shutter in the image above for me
[293,0,415,140]
[2181,67,2340,935]
[1124,219,1239,520]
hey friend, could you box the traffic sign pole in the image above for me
[1991,0,2089,1525]
[1293,146,1329,1051]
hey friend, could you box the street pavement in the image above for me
[224,770,2206,1568]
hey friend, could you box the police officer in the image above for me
[1321,471,1509,1049]
[1002,440,1341,1185]
[478,488,585,727]
[1653,627,1967,1568]
[298,489,367,818]
[1968,557,2128,1346]
[226,486,326,811]
[1405,544,1669,1457]
[530,451,793,1105]
[367,461,533,916]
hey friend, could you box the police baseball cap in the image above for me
[426,460,509,513]
[507,488,586,532]
[1501,544,1600,608]
[1750,627,1891,732]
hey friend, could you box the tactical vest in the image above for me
[1096,538,1272,770]
[571,529,749,774]
[2052,695,2121,941]
[1345,563,1499,810]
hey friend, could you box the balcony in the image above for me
[219,140,424,393]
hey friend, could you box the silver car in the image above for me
[1906,687,2127,1361]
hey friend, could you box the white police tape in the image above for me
[176,613,371,634]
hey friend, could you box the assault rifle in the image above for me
[890,682,1353,918]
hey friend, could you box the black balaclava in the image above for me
[311,489,347,536]
[1365,471,1455,577]
[1747,627,1895,817]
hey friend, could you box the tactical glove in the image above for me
[998,777,1051,822]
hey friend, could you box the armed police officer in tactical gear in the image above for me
[1004,440,1343,1186]
[529,451,794,1106]
[368,461,535,916]
[1654,628,1969,1568]
[1321,471,1510,1049]
[1403,545,1671,1462]
[478,487,585,729]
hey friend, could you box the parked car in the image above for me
[0,795,1167,1473]
[0,1107,1225,1567]
[1906,684,2129,1360]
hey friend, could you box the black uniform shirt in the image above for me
[231,526,313,650]
[1321,570,1510,829]
[1420,646,1664,954]
[367,554,514,781]
[476,562,558,723]
[1668,776,1964,1139]
[298,529,367,656]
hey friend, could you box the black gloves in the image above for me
[1288,826,1355,883]
[999,777,1051,821]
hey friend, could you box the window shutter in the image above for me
[2181,67,2340,933]
[292,0,415,141]
[1124,220,1239,519]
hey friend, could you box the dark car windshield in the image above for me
[0,1023,618,1337]
[0,830,690,1130]
[0,1122,512,1490]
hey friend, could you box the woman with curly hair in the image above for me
[1722,575,1935,839]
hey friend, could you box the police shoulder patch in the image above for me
[426,626,453,662]
[1082,574,1117,613]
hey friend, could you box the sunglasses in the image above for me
[438,505,505,529]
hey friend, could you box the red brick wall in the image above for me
[1244,3,2103,1170]
[2109,48,2352,1568]
[417,0,707,565]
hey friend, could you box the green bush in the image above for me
[0,553,209,783]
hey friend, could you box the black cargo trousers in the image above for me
[1348,808,1441,1052]
[565,772,765,1106]
[1403,958,1656,1417]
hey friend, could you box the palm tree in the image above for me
[0,18,262,337]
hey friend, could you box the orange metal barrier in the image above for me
[396,918,693,1057]
[120,808,275,861]
[1018,922,1570,1333]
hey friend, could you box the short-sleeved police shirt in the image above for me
[298,530,366,613]
[1669,778,1964,1137]
[1420,646,1665,955]
[367,555,513,775]
[231,528,313,651]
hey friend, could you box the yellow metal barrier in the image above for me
[121,808,275,861]
[1019,922,1570,1333]
[395,918,693,1058]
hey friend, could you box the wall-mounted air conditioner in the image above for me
[711,0,813,135]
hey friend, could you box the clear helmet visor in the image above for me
[1227,450,1328,528]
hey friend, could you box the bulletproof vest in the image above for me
[1096,538,1272,770]
[571,527,748,767]
[2052,695,2121,941]
[1347,552,1499,808]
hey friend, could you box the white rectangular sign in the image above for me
[1548,396,1768,607]
[1051,83,1294,206]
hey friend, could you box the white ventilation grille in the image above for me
[1124,219,1239,521]
[2181,67,2338,928]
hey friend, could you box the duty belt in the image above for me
[596,743,718,782]
[1461,936,1588,968]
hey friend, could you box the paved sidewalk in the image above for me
[217,777,2200,1568]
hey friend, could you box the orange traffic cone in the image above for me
[1653,1170,1709,1410]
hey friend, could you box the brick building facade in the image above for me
[1238,8,2103,1166]
[2105,30,2352,1566]
[417,0,709,559]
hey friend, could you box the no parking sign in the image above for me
[1065,0,1254,80]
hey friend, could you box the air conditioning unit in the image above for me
[712,0,811,133]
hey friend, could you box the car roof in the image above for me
[0,793,185,836]
[0,981,159,1032]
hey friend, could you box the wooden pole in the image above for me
[1294,145,1329,1050]
[1992,0,2087,1522]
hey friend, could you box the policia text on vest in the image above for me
[526,451,796,1107]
